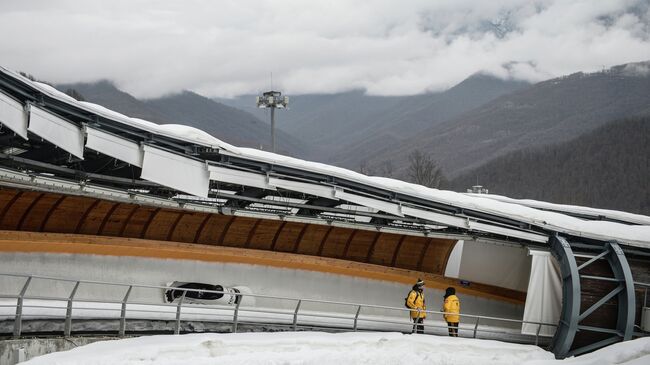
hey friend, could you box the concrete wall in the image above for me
[1,337,114,365]
[0,252,523,320]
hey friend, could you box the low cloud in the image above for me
[1,0,649,98]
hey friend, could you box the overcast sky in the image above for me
[1,0,649,98]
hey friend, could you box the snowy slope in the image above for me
[22,332,650,365]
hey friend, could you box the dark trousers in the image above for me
[412,317,424,334]
[447,322,458,337]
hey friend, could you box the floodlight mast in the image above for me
[256,90,289,153]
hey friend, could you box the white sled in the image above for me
[163,281,251,306]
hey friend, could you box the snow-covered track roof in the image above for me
[1,66,649,250]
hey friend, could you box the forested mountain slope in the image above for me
[219,74,529,161]
[58,80,173,125]
[450,117,650,215]
[360,61,650,177]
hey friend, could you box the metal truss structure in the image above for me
[550,235,636,358]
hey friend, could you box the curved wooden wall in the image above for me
[0,230,525,303]
[0,187,455,275]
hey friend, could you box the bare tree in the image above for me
[18,71,52,85]
[377,160,394,178]
[407,150,445,188]
[65,88,86,101]
[19,71,36,81]
[358,160,373,175]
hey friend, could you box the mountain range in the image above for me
[57,61,650,208]
[57,81,310,157]
[217,74,530,164]
[449,116,650,215]
[371,61,650,178]
[58,71,532,165]
[219,62,650,181]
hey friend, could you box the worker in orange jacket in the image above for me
[406,278,426,334]
[443,287,460,337]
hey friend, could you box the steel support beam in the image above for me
[549,235,581,358]
[549,235,636,359]
[604,241,636,341]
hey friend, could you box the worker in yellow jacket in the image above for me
[443,287,460,337]
[406,278,426,333]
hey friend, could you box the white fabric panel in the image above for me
[0,91,28,139]
[642,308,650,331]
[209,166,275,190]
[334,190,403,216]
[521,250,561,336]
[458,240,531,291]
[444,240,464,278]
[85,126,143,167]
[28,104,84,159]
[268,177,337,200]
[140,145,209,198]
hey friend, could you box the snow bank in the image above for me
[526,337,650,364]
[23,332,555,365]
[22,332,650,365]
[470,194,650,226]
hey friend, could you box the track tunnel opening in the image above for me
[444,239,562,340]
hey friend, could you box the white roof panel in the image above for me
[28,104,84,159]
[141,145,209,198]
[85,126,144,167]
[0,90,28,139]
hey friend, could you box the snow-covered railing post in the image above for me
[13,276,32,338]
[232,294,242,333]
[413,309,421,333]
[174,290,186,335]
[353,305,362,331]
[292,300,302,331]
[119,285,133,337]
[535,323,542,346]
[64,281,80,337]
[473,317,480,338]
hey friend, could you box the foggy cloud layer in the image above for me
[1,0,649,98]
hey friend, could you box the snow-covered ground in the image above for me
[22,332,650,365]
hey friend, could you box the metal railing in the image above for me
[0,272,557,345]
[636,281,650,307]
[634,281,650,335]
